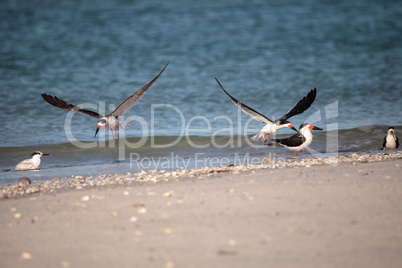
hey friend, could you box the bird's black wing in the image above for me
[277,88,317,121]
[272,133,305,147]
[396,136,399,149]
[41,93,103,119]
[382,136,387,150]
[110,62,169,117]
[215,78,273,124]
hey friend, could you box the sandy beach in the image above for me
[2,1,401,267]
[1,154,402,268]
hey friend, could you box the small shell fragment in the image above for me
[21,252,32,259]
[137,207,147,214]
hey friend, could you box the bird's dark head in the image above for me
[300,123,323,131]
[31,151,49,157]
[95,119,107,137]
[279,120,298,132]
[299,123,310,130]
[388,127,395,134]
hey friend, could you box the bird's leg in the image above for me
[300,151,303,156]
[294,151,296,157]
[117,127,119,139]
[264,133,269,143]
[111,129,115,139]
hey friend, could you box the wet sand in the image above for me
[1,156,402,268]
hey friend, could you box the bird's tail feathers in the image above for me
[251,132,265,141]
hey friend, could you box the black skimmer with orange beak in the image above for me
[271,123,322,156]
[11,151,50,171]
[382,127,399,150]
[215,78,316,143]
[42,63,169,139]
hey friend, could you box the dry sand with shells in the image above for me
[1,152,402,268]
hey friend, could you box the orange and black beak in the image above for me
[309,125,323,131]
[94,125,101,138]
[289,125,298,132]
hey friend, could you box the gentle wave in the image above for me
[2,125,399,167]
[1,125,400,185]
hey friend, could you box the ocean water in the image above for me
[1,0,401,184]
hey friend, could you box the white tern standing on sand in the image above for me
[11,151,49,171]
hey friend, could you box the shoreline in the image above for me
[1,151,401,199]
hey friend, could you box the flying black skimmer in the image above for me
[382,127,399,150]
[271,123,322,156]
[215,78,316,142]
[11,151,49,171]
[42,62,169,139]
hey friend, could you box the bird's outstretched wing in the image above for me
[215,78,273,124]
[272,133,305,147]
[111,62,169,117]
[277,88,317,122]
[41,93,102,119]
